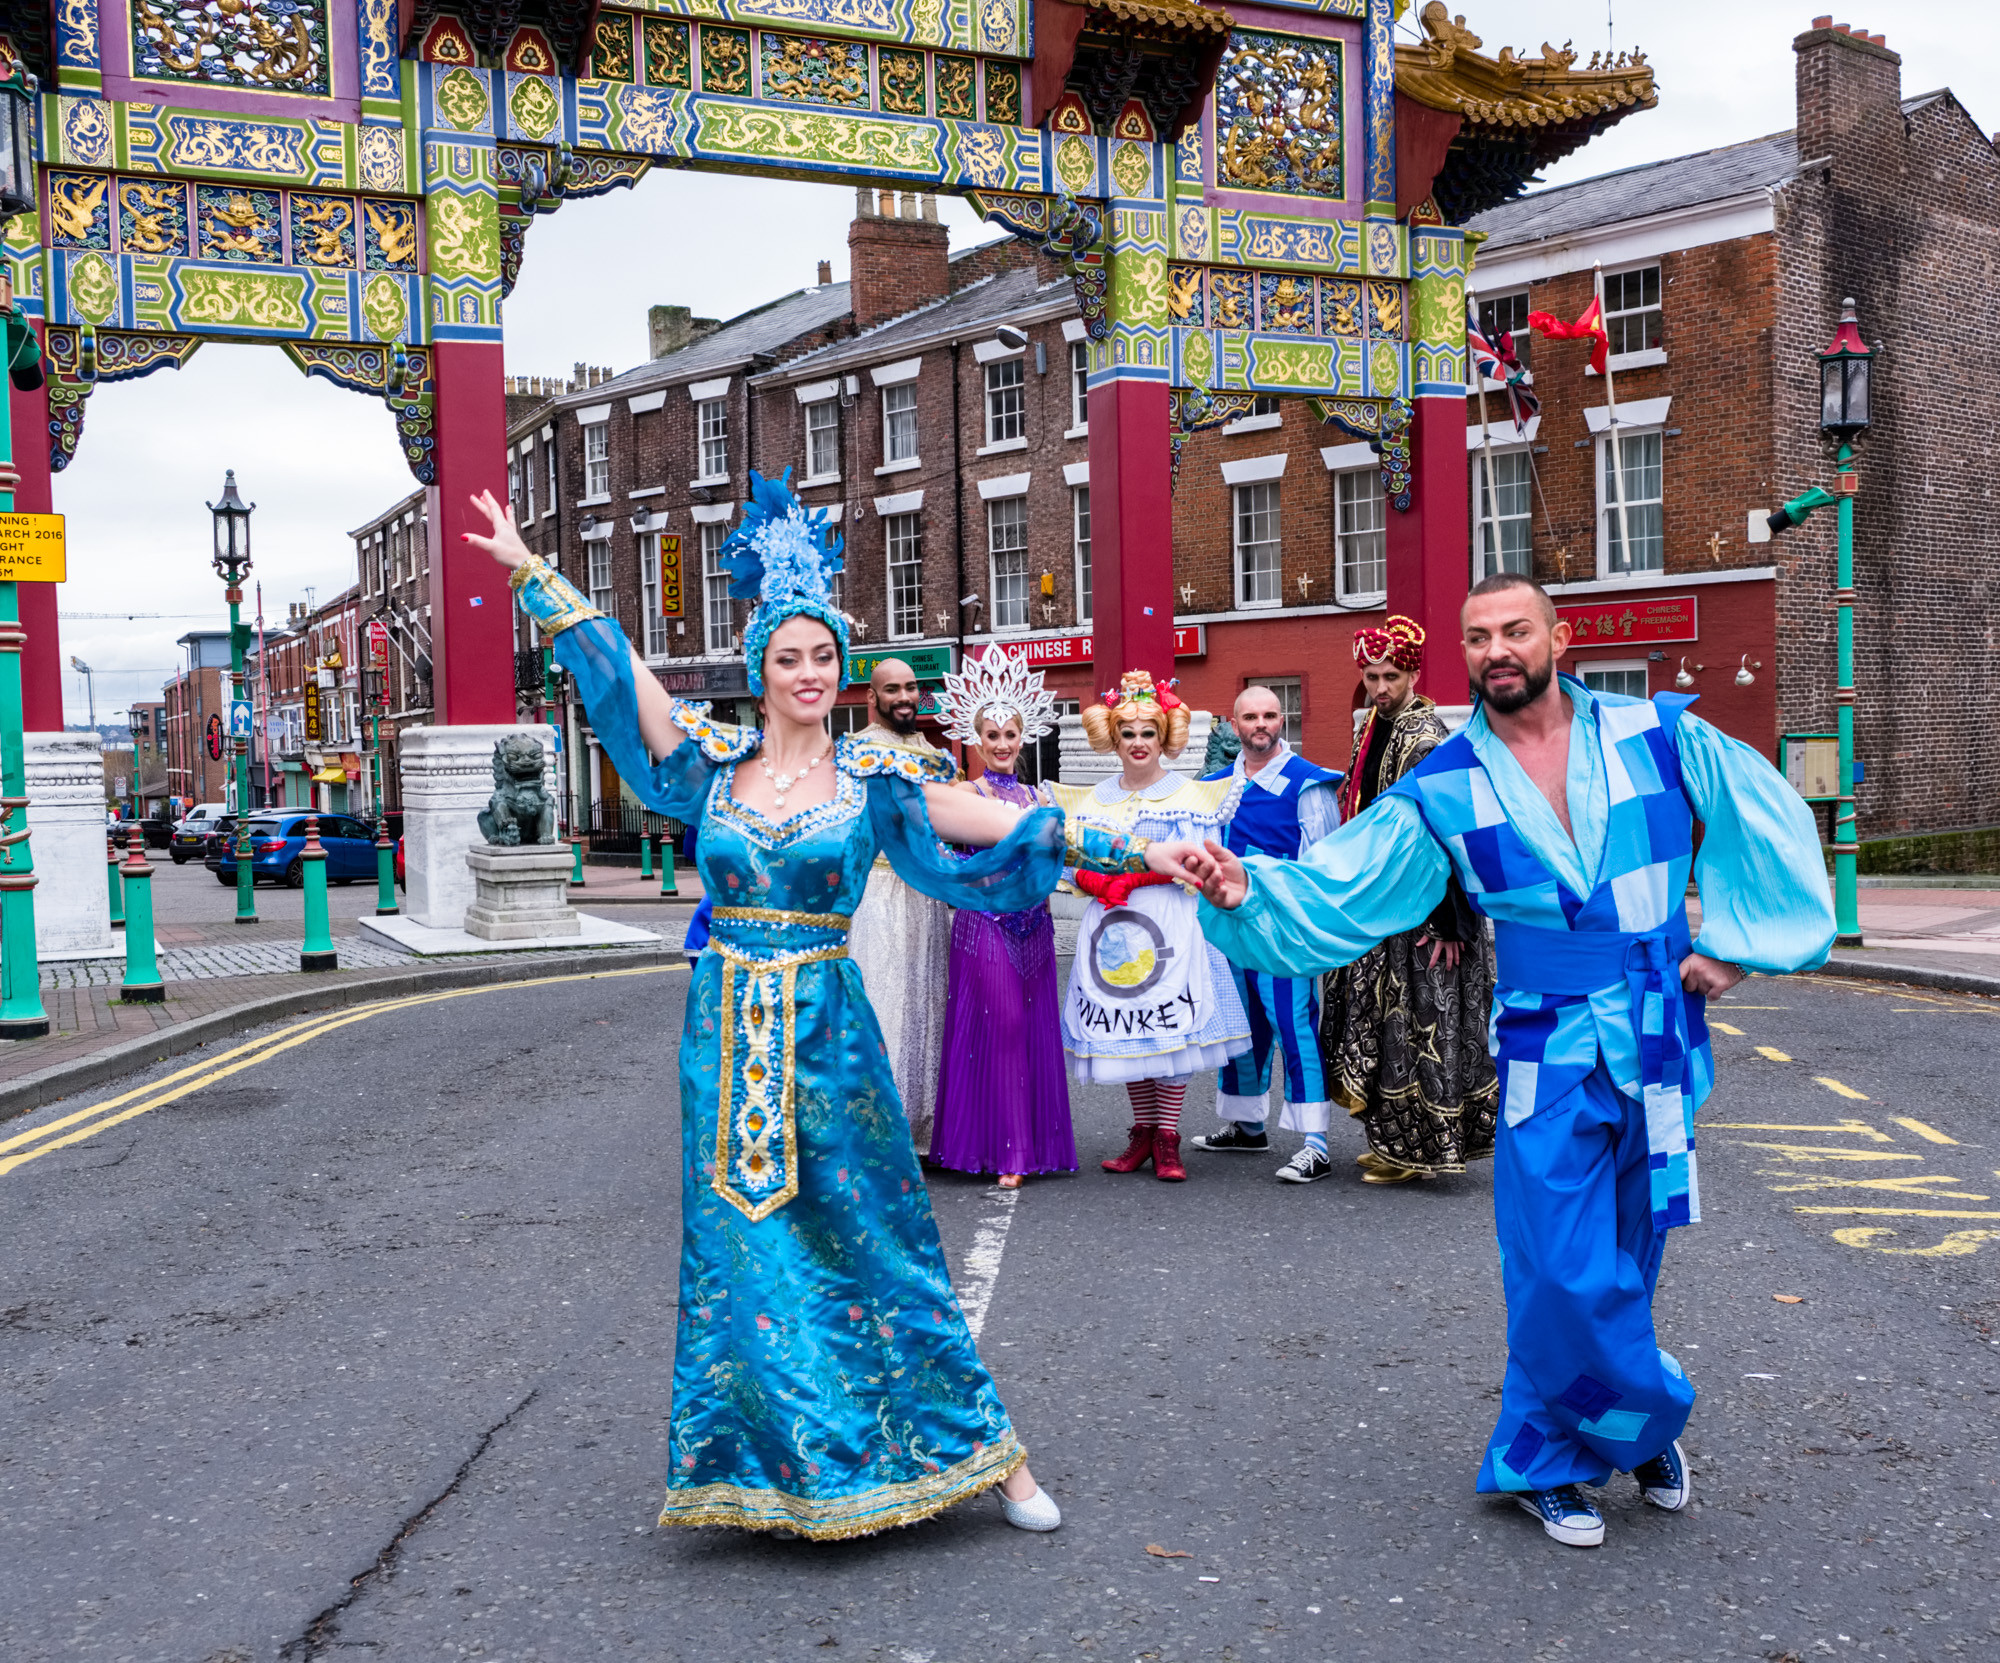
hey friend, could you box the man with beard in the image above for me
[1162,573,1834,1551]
[1319,617,1497,1185]
[1188,684,1344,1181]
[848,658,955,1151]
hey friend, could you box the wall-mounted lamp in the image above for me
[1675,656,1703,690]
[1735,654,1761,687]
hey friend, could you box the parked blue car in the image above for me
[209,813,383,888]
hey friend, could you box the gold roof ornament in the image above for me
[1395,1,1658,219]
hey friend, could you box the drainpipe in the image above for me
[950,338,965,673]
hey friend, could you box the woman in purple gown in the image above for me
[931,647,1076,1188]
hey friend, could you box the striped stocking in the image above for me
[1126,1078,1187,1135]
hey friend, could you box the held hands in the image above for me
[463,490,534,571]
[1417,933,1463,971]
[1679,952,1745,997]
[1146,839,1249,910]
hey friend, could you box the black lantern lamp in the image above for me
[0,57,38,224]
[1818,297,1872,435]
[207,469,255,588]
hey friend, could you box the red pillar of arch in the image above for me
[1086,378,1177,691]
[426,341,517,726]
[1384,397,1471,706]
[11,375,64,732]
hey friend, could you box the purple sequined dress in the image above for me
[930,773,1078,1176]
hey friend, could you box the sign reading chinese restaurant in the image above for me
[985,627,1208,670]
[1555,595,1697,646]
[847,645,956,684]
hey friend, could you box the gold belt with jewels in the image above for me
[710,906,851,931]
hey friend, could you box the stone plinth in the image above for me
[1055,710,1215,787]
[398,724,556,929]
[464,841,580,940]
[26,731,117,962]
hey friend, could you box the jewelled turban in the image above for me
[1352,615,1425,673]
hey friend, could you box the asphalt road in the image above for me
[1,966,1996,1662]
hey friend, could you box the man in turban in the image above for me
[1319,616,1500,1183]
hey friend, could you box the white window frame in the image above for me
[639,532,670,658]
[701,521,733,654]
[1601,264,1662,360]
[507,455,522,519]
[1579,658,1650,701]
[984,357,1025,446]
[885,512,923,641]
[581,421,610,501]
[881,383,919,466]
[1072,485,1092,624]
[1245,675,1303,748]
[986,496,1030,632]
[1333,465,1386,605]
[1470,443,1533,581]
[1232,481,1282,610]
[522,445,537,521]
[696,398,729,483]
[1068,341,1089,436]
[1595,426,1665,577]
[545,442,558,517]
[803,399,840,483]
[1476,289,1533,375]
[586,541,614,617]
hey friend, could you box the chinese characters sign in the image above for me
[1556,595,1697,646]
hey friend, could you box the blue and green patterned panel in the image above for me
[1214,31,1343,201]
[601,0,1022,58]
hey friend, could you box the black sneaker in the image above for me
[1190,1124,1269,1153]
[1633,1439,1691,1511]
[1515,1485,1605,1547]
[1275,1146,1331,1184]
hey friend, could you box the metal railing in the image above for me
[560,795,687,858]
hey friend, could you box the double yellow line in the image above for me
[0,962,684,1179]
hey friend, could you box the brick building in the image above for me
[351,491,433,812]
[127,698,169,814]
[1464,19,2000,842]
[162,631,233,812]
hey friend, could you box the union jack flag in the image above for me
[1467,299,1541,434]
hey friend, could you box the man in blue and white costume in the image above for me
[1162,573,1835,1549]
[1189,684,1345,1183]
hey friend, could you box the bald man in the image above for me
[1191,685,1344,1182]
[848,658,955,1152]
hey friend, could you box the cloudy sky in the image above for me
[52,0,1996,724]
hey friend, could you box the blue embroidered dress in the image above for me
[534,599,1125,1538]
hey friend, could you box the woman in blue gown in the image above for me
[470,473,1154,1541]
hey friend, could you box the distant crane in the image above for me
[69,655,94,727]
[58,611,211,620]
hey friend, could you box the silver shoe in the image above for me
[998,1483,1062,1531]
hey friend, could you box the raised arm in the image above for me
[466,490,681,759]
[923,779,1026,847]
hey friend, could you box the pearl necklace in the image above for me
[760,745,827,810]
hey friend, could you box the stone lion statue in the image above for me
[477,734,556,846]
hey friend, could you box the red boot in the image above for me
[1101,1124,1154,1173]
[1152,1129,1187,1182]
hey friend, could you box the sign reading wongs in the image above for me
[0,514,65,582]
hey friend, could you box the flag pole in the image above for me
[1471,335,1505,579]
[1596,263,1638,578]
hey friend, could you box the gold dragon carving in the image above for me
[120,182,184,254]
[133,0,323,89]
[203,191,275,258]
[295,196,353,265]
[49,175,108,242]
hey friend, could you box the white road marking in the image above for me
[957,1184,1020,1342]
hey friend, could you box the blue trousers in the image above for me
[1476,1062,1696,1493]
[1216,964,1330,1133]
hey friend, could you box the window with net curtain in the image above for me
[1072,486,1091,623]
[985,357,1024,444]
[1474,448,1533,578]
[701,522,733,653]
[805,399,839,479]
[582,422,609,499]
[697,399,729,480]
[1334,466,1385,602]
[882,383,918,462]
[1599,430,1663,574]
[586,539,614,615]
[988,496,1029,629]
[886,512,922,639]
[1069,342,1089,431]
[1234,481,1281,607]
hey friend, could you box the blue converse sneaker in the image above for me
[1190,1123,1269,1153]
[1515,1485,1605,1547]
[1633,1439,1692,1512]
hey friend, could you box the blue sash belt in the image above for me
[1492,910,1701,1230]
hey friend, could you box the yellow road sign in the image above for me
[0,513,64,582]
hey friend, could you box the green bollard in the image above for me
[660,829,679,897]
[119,827,164,1003]
[639,830,653,881]
[570,835,585,887]
[299,814,338,972]
[107,830,125,929]
[374,820,398,916]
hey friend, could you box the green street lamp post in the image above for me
[0,59,49,1039]
[207,471,258,926]
[1765,297,1872,948]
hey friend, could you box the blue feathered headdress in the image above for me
[723,469,850,695]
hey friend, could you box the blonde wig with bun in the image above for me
[1082,669,1191,757]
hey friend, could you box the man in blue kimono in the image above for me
[1161,573,1835,1548]
[1189,683,1344,1182]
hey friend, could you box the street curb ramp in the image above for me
[0,946,681,1125]
[1818,953,2000,999]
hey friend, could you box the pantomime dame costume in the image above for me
[1323,618,1498,1181]
[930,647,1076,1181]
[508,474,1144,1538]
[1198,678,1834,1499]
[1050,671,1250,1181]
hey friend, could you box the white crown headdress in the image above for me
[939,644,1059,745]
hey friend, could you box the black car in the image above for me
[198,817,241,880]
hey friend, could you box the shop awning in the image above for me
[309,766,346,783]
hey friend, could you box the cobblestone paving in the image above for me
[40,936,427,988]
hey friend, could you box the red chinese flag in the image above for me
[1528,295,1609,375]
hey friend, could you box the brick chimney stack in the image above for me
[817,259,833,286]
[1794,18,1902,168]
[847,187,949,331]
[649,304,722,360]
